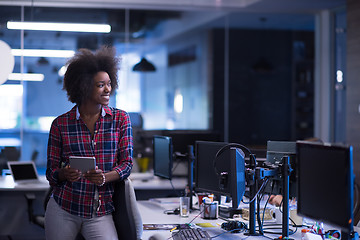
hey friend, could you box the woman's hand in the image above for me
[59,165,81,182]
[83,167,105,186]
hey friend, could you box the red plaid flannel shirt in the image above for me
[46,105,133,218]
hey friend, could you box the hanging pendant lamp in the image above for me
[132,57,156,72]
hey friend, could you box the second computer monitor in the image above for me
[265,140,297,198]
[296,141,354,235]
[153,135,173,180]
[194,141,245,209]
[163,130,221,154]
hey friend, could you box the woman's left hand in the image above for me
[83,167,105,186]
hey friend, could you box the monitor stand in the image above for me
[274,155,293,240]
[342,230,359,240]
[245,154,262,236]
[187,145,195,210]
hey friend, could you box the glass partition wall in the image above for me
[0,4,321,171]
[0,6,216,169]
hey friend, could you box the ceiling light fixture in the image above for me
[37,57,50,65]
[132,57,156,72]
[58,66,67,77]
[7,21,111,33]
[174,89,183,114]
[12,49,75,58]
[8,73,44,81]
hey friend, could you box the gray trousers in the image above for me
[45,197,118,240]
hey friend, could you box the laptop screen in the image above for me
[7,161,39,182]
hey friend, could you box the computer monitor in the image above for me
[265,140,297,198]
[194,141,246,209]
[162,130,221,154]
[153,135,173,180]
[297,141,355,236]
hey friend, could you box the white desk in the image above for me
[130,174,188,200]
[0,174,187,191]
[131,176,187,190]
[138,198,360,240]
[0,174,187,239]
[0,175,49,191]
[138,199,303,240]
[0,175,49,239]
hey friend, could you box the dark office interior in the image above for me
[1,0,360,239]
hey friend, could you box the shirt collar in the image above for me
[75,105,109,120]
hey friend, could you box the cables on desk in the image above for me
[164,208,180,215]
[211,227,248,239]
[187,208,205,225]
[260,180,274,228]
[241,178,269,204]
[276,199,298,235]
[169,179,181,197]
[171,159,182,174]
[256,179,271,235]
[260,224,297,236]
[166,208,205,240]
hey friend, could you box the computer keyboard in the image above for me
[172,228,211,240]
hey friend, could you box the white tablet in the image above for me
[69,156,96,173]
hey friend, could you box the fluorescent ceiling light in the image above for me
[174,89,183,114]
[7,21,111,33]
[0,84,23,96]
[8,73,44,81]
[58,66,67,77]
[12,49,75,58]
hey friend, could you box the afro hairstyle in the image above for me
[63,46,120,105]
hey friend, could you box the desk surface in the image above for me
[138,199,360,240]
[138,199,303,240]
[0,173,187,191]
[0,175,49,191]
[131,176,187,190]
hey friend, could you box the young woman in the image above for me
[45,46,133,239]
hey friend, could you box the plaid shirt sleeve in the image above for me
[112,110,133,179]
[46,116,64,187]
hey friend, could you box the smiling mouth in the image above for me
[101,95,110,102]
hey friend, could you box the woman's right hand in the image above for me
[59,165,81,182]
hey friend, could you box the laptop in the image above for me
[7,161,41,184]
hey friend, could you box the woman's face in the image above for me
[90,71,112,106]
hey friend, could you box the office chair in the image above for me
[1,147,21,161]
[24,186,53,229]
[112,178,143,240]
[25,178,143,240]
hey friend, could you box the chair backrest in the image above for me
[128,112,143,129]
[112,178,143,240]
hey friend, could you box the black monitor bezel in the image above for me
[153,135,173,180]
[296,141,354,232]
[194,141,245,209]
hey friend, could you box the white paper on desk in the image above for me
[149,197,180,204]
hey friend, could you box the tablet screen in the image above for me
[69,156,96,173]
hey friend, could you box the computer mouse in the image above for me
[149,233,167,240]
[173,207,180,215]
